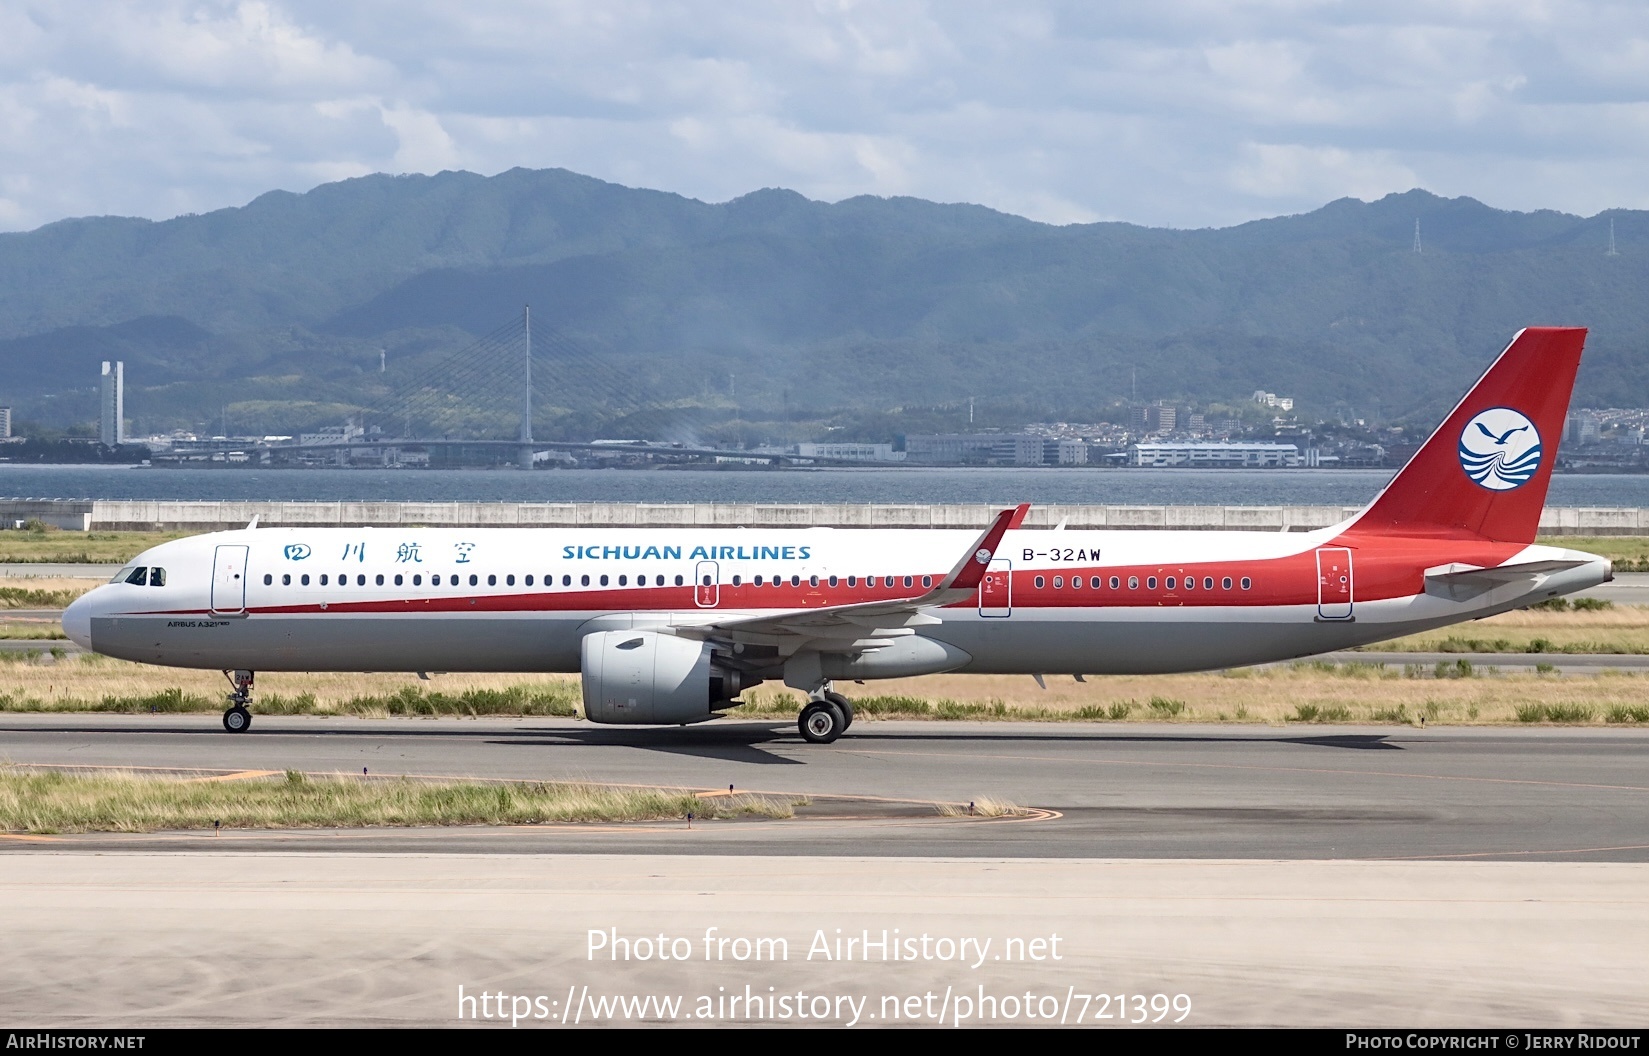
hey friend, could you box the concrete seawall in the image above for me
[6,497,1649,534]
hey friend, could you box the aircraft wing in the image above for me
[675,504,1025,656]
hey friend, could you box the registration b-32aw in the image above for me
[63,327,1610,743]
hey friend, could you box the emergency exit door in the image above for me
[210,544,249,616]
[978,559,1012,617]
[1316,547,1353,620]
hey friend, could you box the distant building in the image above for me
[1567,412,1602,445]
[0,406,10,439]
[1129,403,1177,435]
[1046,439,1088,464]
[904,433,1045,465]
[1129,441,1300,468]
[1252,390,1295,412]
[793,442,904,462]
[99,361,124,446]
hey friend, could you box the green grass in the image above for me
[1514,703,1597,723]
[0,529,192,564]
[0,769,800,833]
[0,684,581,716]
[0,586,86,608]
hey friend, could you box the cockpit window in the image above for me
[148,568,166,587]
[123,567,149,585]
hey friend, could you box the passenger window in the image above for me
[922,575,932,587]
[1166,577,1175,589]
[1035,576,1046,588]
[1053,576,1063,588]
[884,576,895,587]
[581,575,590,586]
[301,574,310,586]
[791,575,801,587]
[488,574,497,586]
[469,574,479,586]
[830,576,840,587]
[357,574,367,586]
[1184,577,1194,591]
[847,576,857,587]
[1204,577,1214,590]
[903,575,913,588]
[320,574,329,586]
[394,574,403,586]
[810,575,820,588]
[1072,576,1082,589]
[562,575,572,586]
[411,575,419,586]
[506,574,515,586]
[263,574,273,586]
[599,575,608,586]
[1241,577,1252,589]
[675,575,683,586]
[754,575,764,586]
[376,574,385,586]
[618,575,627,586]
[125,567,148,585]
[655,575,664,586]
[1222,577,1232,589]
[1110,577,1119,589]
[1128,576,1138,589]
[1092,577,1102,589]
[732,575,742,586]
[702,575,712,586]
[1147,577,1157,589]
[282,573,292,586]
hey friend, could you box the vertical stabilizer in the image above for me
[1346,327,1586,543]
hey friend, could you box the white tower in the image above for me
[99,361,124,446]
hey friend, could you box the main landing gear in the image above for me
[222,669,254,733]
[798,685,855,744]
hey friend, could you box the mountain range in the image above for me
[0,167,1643,437]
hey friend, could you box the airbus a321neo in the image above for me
[63,327,1610,743]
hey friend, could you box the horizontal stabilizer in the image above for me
[1424,558,1586,600]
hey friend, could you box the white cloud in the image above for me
[1,1,1648,232]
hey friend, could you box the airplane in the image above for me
[62,326,1610,744]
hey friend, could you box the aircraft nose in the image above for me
[62,593,94,650]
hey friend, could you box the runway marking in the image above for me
[185,770,282,783]
[0,833,60,842]
[1374,843,1649,861]
[832,746,1649,795]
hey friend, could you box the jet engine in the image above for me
[580,630,759,724]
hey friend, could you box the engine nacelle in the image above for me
[580,630,757,724]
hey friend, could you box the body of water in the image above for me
[4,464,1649,507]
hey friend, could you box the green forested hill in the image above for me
[0,168,1644,433]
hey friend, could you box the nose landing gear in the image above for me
[222,669,254,733]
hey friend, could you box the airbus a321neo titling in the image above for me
[64,327,1609,744]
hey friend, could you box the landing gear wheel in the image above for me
[823,691,854,731]
[223,706,252,733]
[799,701,846,744]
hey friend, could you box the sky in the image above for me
[2,0,1647,233]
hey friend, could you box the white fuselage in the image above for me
[64,523,1611,677]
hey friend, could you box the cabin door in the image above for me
[978,558,1013,617]
[1316,547,1353,620]
[210,545,249,616]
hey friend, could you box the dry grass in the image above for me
[0,530,190,564]
[935,796,1032,818]
[1366,603,1649,654]
[1538,536,1649,569]
[0,623,68,640]
[0,768,800,833]
[2,646,1649,726]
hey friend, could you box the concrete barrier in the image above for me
[4,497,1649,534]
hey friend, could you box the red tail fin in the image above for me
[1346,326,1586,544]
